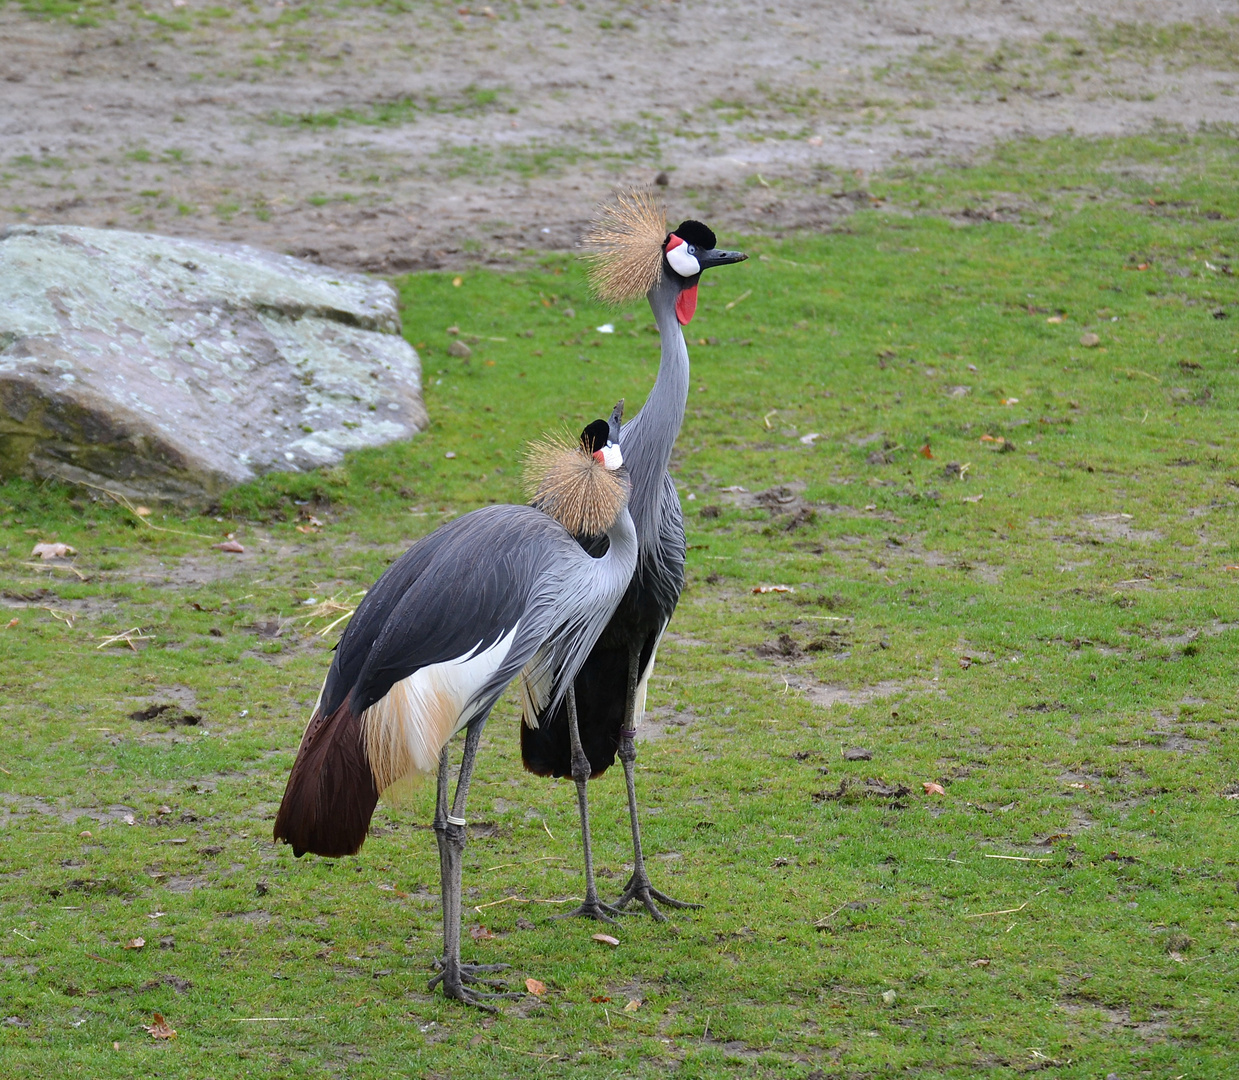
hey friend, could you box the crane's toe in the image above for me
[429,960,524,1009]
[615,875,703,922]
[553,897,625,925]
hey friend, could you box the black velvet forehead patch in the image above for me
[580,419,611,452]
[672,219,717,250]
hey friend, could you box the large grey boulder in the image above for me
[0,224,427,502]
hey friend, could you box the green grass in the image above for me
[876,17,1239,103]
[14,0,121,27]
[2,133,1239,1076]
[10,0,425,30]
[1094,18,1239,72]
[266,85,506,131]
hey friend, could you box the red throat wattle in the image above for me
[675,284,698,325]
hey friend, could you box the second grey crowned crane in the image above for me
[273,404,637,1009]
[521,190,747,921]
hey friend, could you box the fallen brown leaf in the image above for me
[525,978,546,996]
[592,933,620,947]
[469,925,494,941]
[214,540,244,554]
[970,958,991,968]
[923,782,946,796]
[143,1012,177,1039]
[124,937,145,950]
[918,443,933,458]
[590,995,611,1003]
[4,618,17,629]
[31,542,76,560]
[980,435,1016,452]
[752,585,795,594]
[1080,332,1101,347]
[624,999,641,1012]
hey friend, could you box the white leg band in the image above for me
[446,815,467,827]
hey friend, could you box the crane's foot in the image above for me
[553,897,624,925]
[614,874,702,923]
[429,960,523,1010]
[428,961,513,992]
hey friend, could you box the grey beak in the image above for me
[608,399,625,443]
[697,248,748,270]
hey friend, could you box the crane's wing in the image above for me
[275,505,568,858]
[322,506,557,716]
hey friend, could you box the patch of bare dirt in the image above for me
[0,588,122,621]
[793,679,909,709]
[637,705,695,742]
[129,703,201,727]
[1080,513,1163,543]
[0,793,138,825]
[1141,730,1208,753]
[812,777,911,804]
[2,2,1236,270]
[116,550,265,586]
[1058,997,1174,1038]
[162,874,209,893]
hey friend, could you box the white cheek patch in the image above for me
[665,236,701,278]
[600,443,623,470]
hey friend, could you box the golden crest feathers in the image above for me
[524,431,628,537]
[581,187,667,306]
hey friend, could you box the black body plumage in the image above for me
[521,472,685,779]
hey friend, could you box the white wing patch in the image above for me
[519,648,554,730]
[363,625,519,804]
[632,621,668,725]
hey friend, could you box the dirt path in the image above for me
[2,0,1236,271]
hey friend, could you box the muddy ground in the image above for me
[1,0,1236,272]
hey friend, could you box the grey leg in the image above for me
[614,649,702,920]
[555,686,622,924]
[428,717,519,1010]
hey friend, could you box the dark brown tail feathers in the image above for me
[273,697,379,858]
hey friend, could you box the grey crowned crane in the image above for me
[521,190,747,921]
[273,404,637,1009]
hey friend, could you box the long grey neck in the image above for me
[552,502,639,710]
[620,275,689,555]
[601,504,638,583]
